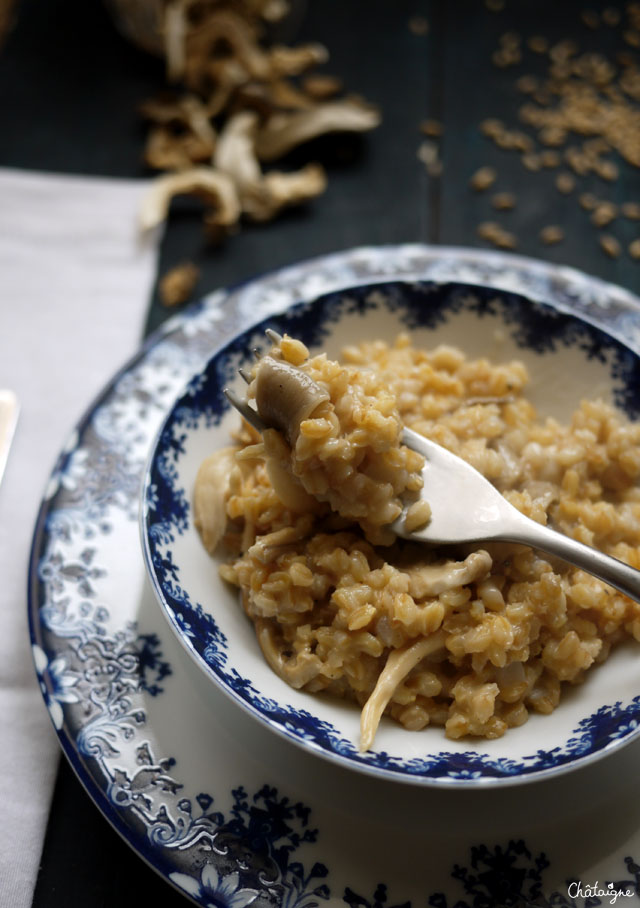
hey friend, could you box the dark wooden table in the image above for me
[2,0,639,903]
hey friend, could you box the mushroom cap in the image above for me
[254,355,329,443]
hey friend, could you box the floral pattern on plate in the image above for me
[28,245,640,905]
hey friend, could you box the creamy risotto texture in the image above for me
[194,333,640,750]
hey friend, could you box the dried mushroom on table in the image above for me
[136,0,380,242]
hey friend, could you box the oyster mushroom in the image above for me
[255,619,323,688]
[214,111,262,190]
[405,550,493,599]
[214,111,327,222]
[141,91,218,171]
[255,97,381,161]
[193,446,240,554]
[243,165,326,222]
[254,355,330,444]
[144,126,213,170]
[360,630,446,752]
[261,429,320,513]
[184,9,272,88]
[267,43,329,77]
[139,167,240,232]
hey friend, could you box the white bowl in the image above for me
[141,279,640,786]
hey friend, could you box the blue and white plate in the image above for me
[142,276,640,788]
[30,246,640,903]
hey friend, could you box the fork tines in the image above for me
[224,387,266,433]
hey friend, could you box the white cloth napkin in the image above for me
[0,168,161,907]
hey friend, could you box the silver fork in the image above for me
[224,342,640,604]
[223,327,278,434]
[392,427,640,603]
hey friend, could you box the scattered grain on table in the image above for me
[480,118,504,138]
[477,221,517,249]
[555,172,576,193]
[417,141,442,176]
[470,166,498,191]
[596,159,620,181]
[599,234,622,258]
[492,32,522,67]
[539,126,567,147]
[527,35,549,53]
[564,147,590,176]
[408,15,429,35]
[540,150,561,168]
[518,55,640,168]
[496,129,534,152]
[159,262,200,307]
[622,202,640,219]
[579,192,598,210]
[540,225,565,245]
[420,119,443,137]
[591,202,618,226]
[516,74,538,93]
[521,152,542,171]
[491,191,516,210]
[473,5,640,256]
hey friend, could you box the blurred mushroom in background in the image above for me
[106,0,380,246]
[0,0,18,51]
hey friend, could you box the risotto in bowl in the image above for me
[142,279,640,786]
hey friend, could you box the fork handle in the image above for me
[503,516,640,604]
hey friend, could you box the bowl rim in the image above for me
[140,276,640,788]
